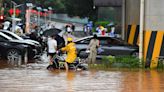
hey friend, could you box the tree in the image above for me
[65,0,97,20]
[33,0,66,13]
[3,0,66,13]
[3,0,97,21]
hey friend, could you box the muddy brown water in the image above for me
[0,60,164,92]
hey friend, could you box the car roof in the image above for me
[74,35,133,45]
[0,30,23,40]
[75,35,116,42]
[74,36,92,42]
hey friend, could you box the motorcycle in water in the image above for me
[47,51,88,71]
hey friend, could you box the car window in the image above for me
[99,39,108,45]
[110,38,125,45]
[98,37,111,45]
[98,37,125,45]
[3,31,24,40]
[77,38,91,44]
[2,32,17,39]
[0,36,7,41]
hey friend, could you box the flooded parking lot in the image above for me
[0,60,164,92]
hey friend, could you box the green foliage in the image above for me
[101,55,115,68]
[101,56,144,69]
[95,21,110,27]
[157,59,164,69]
[3,0,97,19]
[65,0,96,18]
[92,21,110,32]
[34,0,66,13]
[3,0,66,13]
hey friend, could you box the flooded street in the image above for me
[0,61,164,92]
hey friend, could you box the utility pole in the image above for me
[139,0,145,63]
[122,0,125,40]
[48,7,52,21]
[43,8,48,24]
[11,1,23,33]
[11,1,16,33]
[36,7,42,26]
[25,3,33,33]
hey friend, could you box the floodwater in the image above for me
[0,60,164,92]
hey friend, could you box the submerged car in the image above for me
[75,35,139,59]
[0,32,42,60]
[0,32,27,62]
[0,30,40,46]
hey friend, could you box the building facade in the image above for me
[94,0,164,68]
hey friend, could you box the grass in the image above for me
[89,55,145,70]
[87,55,164,70]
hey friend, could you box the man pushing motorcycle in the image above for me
[60,37,77,71]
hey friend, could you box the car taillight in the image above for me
[0,15,4,20]
[0,15,4,23]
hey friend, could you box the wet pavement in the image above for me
[0,60,164,92]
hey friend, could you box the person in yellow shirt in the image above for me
[61,37,77,71]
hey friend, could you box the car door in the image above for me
[0,35,9,58]
[97,37,113,56]
[105,37,133,56]
[76,37,92,58]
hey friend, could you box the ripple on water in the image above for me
[0,60,164,92]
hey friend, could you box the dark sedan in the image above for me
[0,30,42,59]
[0,32,41,61]
[75,35,139,59]
[0,32,27,64]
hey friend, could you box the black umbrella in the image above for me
[43,28,62,37]
[55,34,65,49]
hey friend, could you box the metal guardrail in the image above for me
[51,14,88,24]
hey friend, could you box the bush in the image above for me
[92,21,110,32]
[94,21,110,27]
[157,59,164,69]
[101,56,144,69]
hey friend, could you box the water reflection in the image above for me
[150,70,160,92]
[0,60,164,92]
[66,71,75,92]
[120,70,164,92]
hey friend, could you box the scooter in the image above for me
[47,51,88,71]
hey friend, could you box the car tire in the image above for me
[131,52,139,58]
[6,49,21,65]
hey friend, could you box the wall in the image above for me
[125,0,164,68]
[98,7,122,24]
[144,0,164,68]
[126,0,140,45]
[145,0,164,30]
[126,0,140,25]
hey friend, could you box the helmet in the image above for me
[67,37,73,42]
[100,26,104,30]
